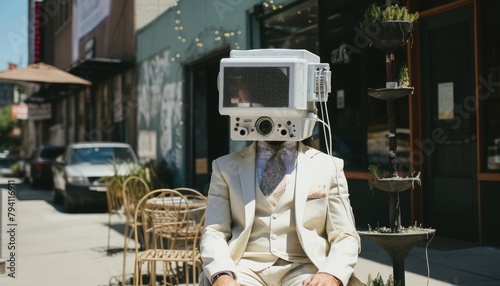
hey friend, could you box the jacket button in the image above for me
[272,213,278,219]
[271,234,277,240]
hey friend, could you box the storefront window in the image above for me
[258,0,410,172]
[481,0,500,172]
[261,0,319,53]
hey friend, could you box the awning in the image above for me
[0,62,91,85]
[22,58,133,103]
[69,58,134,82]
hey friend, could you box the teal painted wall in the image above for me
[136,0,287,186]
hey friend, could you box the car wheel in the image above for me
[31,178,40,188]
[53,189,64,205]
[64,199,76,213]
[63,196,78,213]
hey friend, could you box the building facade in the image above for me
[28,0,136,152]
[135,0,500,246]
[27,0,500,245]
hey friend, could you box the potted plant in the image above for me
[359,4,435,286]
[103,160,157,213]
[366,273,394,286]
[360,2,419,53]
[368,164,421,194]
[363,2,418,99]
[398,62,409,88]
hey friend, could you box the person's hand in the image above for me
[212,274,240,286]
[302,272,342,286]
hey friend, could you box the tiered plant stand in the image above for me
[357,10,436,286]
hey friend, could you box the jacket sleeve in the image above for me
[318,157,361,286]
[200,158,238,280]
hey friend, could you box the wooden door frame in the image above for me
[408,0,484,241]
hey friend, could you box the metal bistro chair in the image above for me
[171,188,208,283]
[121,175,151,286]
[105,178,124,255]
[134,189,189,285]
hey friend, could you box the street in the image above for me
[0,178,134,286]
[1,178,500,286]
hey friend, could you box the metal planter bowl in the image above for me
[363,20,413,52]
[368,87,414,101]
[368,176,421,193]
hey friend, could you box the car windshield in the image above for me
[0,158,13,167]
[68,146,136,165]
[40,148,64,159]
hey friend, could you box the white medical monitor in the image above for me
[218,49,331,141]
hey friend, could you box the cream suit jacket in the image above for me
[200,142,361,286]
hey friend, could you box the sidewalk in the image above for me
[355,234,500,285]
[1,181,500,285]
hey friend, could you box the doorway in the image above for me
[420,4,478,241]
[186,50,230,194]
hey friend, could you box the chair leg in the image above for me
[122,223,130,286]
[151,260,157,286]
[163,262,170,286]
[107,213,112,254]
[134,260,141,286]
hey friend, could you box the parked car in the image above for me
[0,156,14,177]
[52,142,140,212]
[25,145,65,188]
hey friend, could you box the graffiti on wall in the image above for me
[137,49,184,184]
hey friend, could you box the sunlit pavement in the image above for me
[356,237,500,285]
[1,180,500,285]
[0,180,134,286]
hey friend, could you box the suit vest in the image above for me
[239,171,309,271]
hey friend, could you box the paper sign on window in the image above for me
[438,82,454,120]
[337,90,345,109]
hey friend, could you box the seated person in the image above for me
[198,135,362,286]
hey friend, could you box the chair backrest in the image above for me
[171,187,208,249]
[122,175,151,222]
[174,187,208,216]
[105,179,123,214]
[133,188,189,251]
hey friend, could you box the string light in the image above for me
[169,0,288,58]
[164,0,288,153]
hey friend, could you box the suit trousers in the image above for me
[198,264,366,286]
[198,260,317,286]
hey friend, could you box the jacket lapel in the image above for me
[228,143,258,261]
[238,142,257,229]
[294,142,318,226]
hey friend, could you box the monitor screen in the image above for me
[222,67,290,108]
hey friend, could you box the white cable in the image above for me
[424,231,435,286]
[317,69,332,156]
[315,69,356,227]
[322,70,333,156]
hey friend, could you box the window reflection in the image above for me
[258,0,411,172]
[261,0,318,53]
[481,0,500,171]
